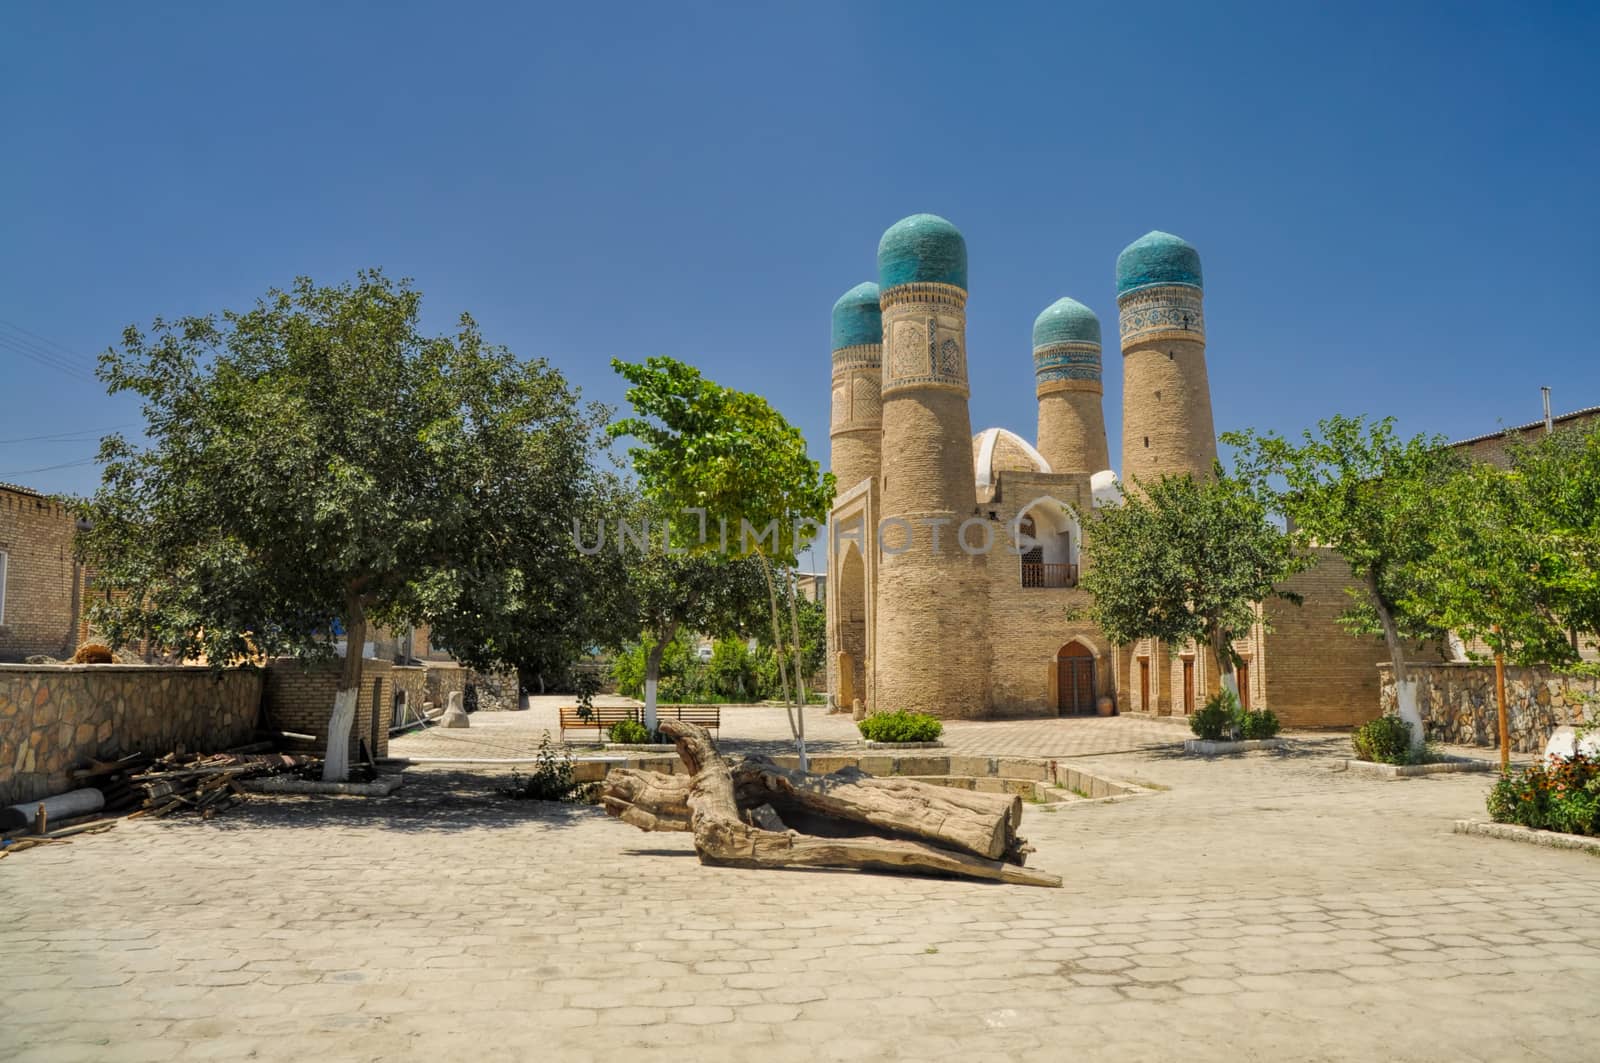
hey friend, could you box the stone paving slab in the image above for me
[3,730,1597,1061]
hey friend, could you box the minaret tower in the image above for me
[1116,231,1217,484]
[872,214,990,718]
[1032,297,1109,477]
[828,282,883,494]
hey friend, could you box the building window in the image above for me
[0,550,7,625]
[1017,513,1077,589]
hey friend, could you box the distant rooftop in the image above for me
[1449,404,1600,449]
[0,481,47,498]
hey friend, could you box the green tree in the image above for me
[607,357,833,765]
[1079,468,1308,698]
[426,470,636,701]
[78,270,591,779]
[1411,423,1600,667]
[1226,415,1466,752]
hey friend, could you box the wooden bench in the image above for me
[653,704,721,733]
[558,704,640,741]
[556,703,721,741]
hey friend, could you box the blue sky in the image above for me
[4,1,1598,505]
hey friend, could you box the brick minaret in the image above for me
[828,282,883,495]
[1032,297,1109,477]
[1116,231,1216,485]
[872,214,990,718]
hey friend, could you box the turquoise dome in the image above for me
[831,282,882,350]
[877,214,967,291]
[1116,231,1203,295]
[1032,297,1101,349]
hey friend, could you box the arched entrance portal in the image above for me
[838,544,867,708]
[1056,641,1096,715]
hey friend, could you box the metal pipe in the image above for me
[1542,386,1553,434]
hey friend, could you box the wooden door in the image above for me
[1057,643,1095,715]
[1138,657,1150,713]
[1236,661,1250,709]
[1182,658,1195,715]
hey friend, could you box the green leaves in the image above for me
[608,356,833,564]
[76,269,611,675]
[1078,468,1307,658]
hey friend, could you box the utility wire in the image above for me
[0,456,101,477]
[0,319,101,380]
[0,423,136,446]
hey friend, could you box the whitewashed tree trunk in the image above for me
[1367,573,1424,753]
[644,676,659,734]
[322,688,358,782]
[1394,678,1424,752]
[323,600,367,782]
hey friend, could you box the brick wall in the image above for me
[0,664,261,805]
[1261,549,1400,728]
[0,487,84,662]
[261,657,390,759]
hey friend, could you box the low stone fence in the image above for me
[0,665,262,806]
[1379,663,1599,753]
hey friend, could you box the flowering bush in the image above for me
[1487,753,1600,836]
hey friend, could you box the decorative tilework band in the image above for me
[880,298,969,397]
[1117,284,1205,347]
[831,344,881,372]
[1034,341,1102,395]
[878,282,967,312]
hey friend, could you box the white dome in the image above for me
[1090,469,1122,508]
[972,428,1051,492]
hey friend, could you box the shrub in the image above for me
[1240,708,1281,740]
[1487,753,1600,836]
[1190,690,1241,741]
[501,733,587,802]
[858,710,943,743]
[1352,716,1416,764]
[607,719,652,744]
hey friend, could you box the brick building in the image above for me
[0,481,88,662]
[824,217,1398,728]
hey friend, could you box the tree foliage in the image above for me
[1225,415,1464,655]
[1079,468,1308,681]
[1409,424,1600,667]
[78,270,601,774]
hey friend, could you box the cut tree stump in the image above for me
[601,720,1061,888]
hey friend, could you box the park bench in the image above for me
[557,703,721,741]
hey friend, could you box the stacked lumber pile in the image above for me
[77,752,317,820]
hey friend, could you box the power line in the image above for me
[0,336,97,381]
[0,319,101,380]
[0,456,101,477]
[0,423,136,446]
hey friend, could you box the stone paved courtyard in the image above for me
[390,696,1197,761]
[3,720,1597,1062]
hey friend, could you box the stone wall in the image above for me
[0,664,262,805]
[1379,662,1600,752]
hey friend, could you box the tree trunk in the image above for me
[756,555,803,771]
[602,721,1060,887]
[786,567,810,769]
[1366,571,1424,753]
[1210,628,1238,702]
[643,627,673,734]
[323,603,367,782]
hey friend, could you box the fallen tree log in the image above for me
[603,720,1061,888]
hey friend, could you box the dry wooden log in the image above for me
[606,720,1061,888]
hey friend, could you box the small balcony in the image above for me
[1021,562,1078,589]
